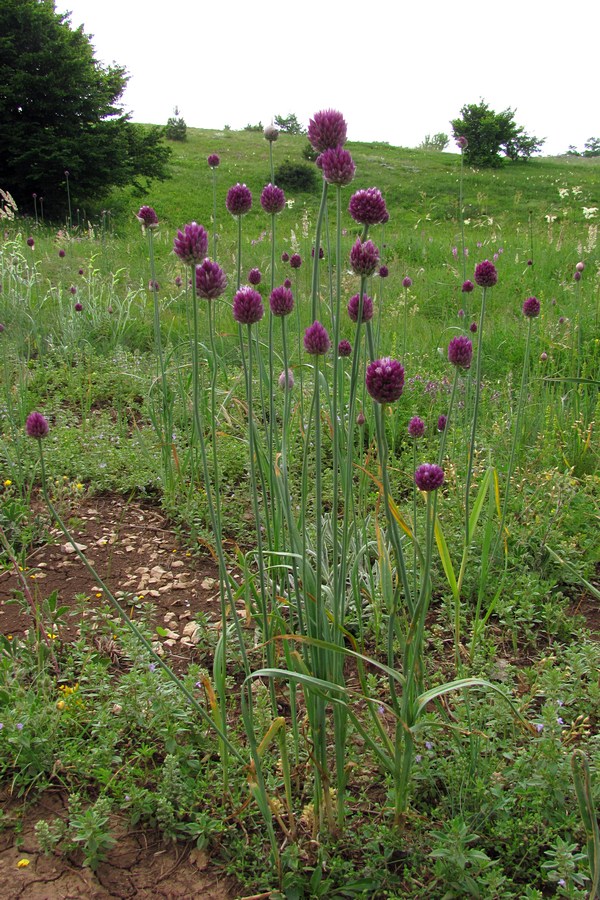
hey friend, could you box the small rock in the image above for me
[63,542,87,553]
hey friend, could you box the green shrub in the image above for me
[273,158,318,193]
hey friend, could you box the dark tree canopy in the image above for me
[451,101,544,168]
[0,0,171,217]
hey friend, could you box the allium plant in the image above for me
[347,293,373,323]
[319,146,356,186]
[195,259,227,300]
[307,109,348,152]
[173,222,208,266]
[348,188,388,227]
[260,183,286,215]
[350,238,379,276]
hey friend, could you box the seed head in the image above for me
[437,414,447,432]
[456,136,468,150]
[74,302,83,311]
[366,357,405,404]
[27,236,34,248]
[281,252,290,262]
[414,463,445,492]
[379,265,389,278]
[58,249,65,258]
[264,124,279,142]
[232,287,264,325]
[173,222,209,265]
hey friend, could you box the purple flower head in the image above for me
[452,246,458,259]
[0,323,4,333]
[281,251,290,262]
[269,285,294,317]
[196,259,227,299]
[279,368,294,390]
[70,285,77,295]
[448,335,473,369]
[414,463,445,492]
[226,183,252,217]
[148,279,159,291]
[350,238,380,276]
[356,411,366,426]
[289,253,302,269]
[27,236,35,248]
[232,287,264,326]
[402,276,412,289]
[174,222,209,265]
[264,124,279,142]
[174,275,182,287]
[307,109,347,153]
[559,316,566,324]
[575,261,585,272]
[540,351,548,361]
[474,260,498,288]
[574,270,581,282]
[458,309,465,318]
[26,411,49,439]
[366,358,405,404]
[136,206,159,229]
[74,302,83,311]
[349,188,388,226]
[437,414,447,432]
[522,296,541,318]
[469,321,478,333]
[207,153,220,168]
[527,259,533,266]
[78,268,84,275]
[408,416,426,439]
[58,249,65,258]
[284,277,292,288]
[456,135,468,150]
[247,267,262,285]
[304,321,331,355]
[260,183,286,215]
[347,293,374,323]
[462,279,474,293]
[319,145,356,186]
[311,246,325,259]
[338,339,352,357]
[379,265,389,278]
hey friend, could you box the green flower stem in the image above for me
[465,286,488,542]
[310,180,329,321]
[147,228,172,494]
[459,150,466,283]
[437,366,460,467]
[212,170,218,260]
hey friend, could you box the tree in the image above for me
[166,106,187,142]
[0,0,171,216]
[419,132,449,152]
[274,113,305,135]
[583,137,600,157]
[451,101,544,167]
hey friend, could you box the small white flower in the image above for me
[583,207,598,219]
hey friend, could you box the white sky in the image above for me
[56,0,598,157]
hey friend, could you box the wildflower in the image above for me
[319,145,356,186]
[248,267,262,285]
[349,188,388,226]
[148,663,157,672]
[304,321,331,355]
[16,722,24,731]
[148,279,159,291]
[3,479,11,486]
[357,411,366,426]
[136,206,159,229]
[452,246,458,259]
[402,276,412,288]
[474,260,498,287]
[437,414,447,432]
[27,236,34,248]
[307,109,347,153]
[414,463,445,491]
[574,270,581,282]
[379,265,389,278]
[269,285,294,316]
[469,321,477,333]
[196,259,227,299]
[226,183,252,217]
[522,296,541,318]
[350,238,379,276]
[311,246,324,259]
[70,285,77,295]
[540,352,548,361]
[527,259,533,266]
[281,252,290,262]
[458,309,465,318]
[366,357,405,404]
[58,248,65,258]
[17,859,30,868]
[559,316,565,324]
[338,339,352,357]
[78,268,84,275]
[174,275,182,287]
[278,368,294,390]
[448,335,473,369]
[173,222,208,265]
[456,135,468,150]
[347,293,374,323]
[207,153,220,168]
[462,279,474,293]
[74,302,83,311]
[284,277,292,288]
[290,253,302,269]
[575,261,585,272]
[408,416,425,439]
[260,183,286,215]
[232,286,264,325]
[26,411,49,439]
[264,124,279,142]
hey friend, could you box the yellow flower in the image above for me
[3,479,12,486]
[17,859,30,868]
[56,700,66,711]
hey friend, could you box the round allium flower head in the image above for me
[78,268,84,275]
[207,153,220,168]
[462,279,474,293]
[70,285,77,295]
[338,339,352,357]
[26,411,49,439]
[281,251,290,262]
[522,296,541,318]
[408,416,426,439]
[349,188,388,226]
[379,265,389,278]
[356,411,366,426]
[304,320,331,355]
[527,259,533,266]
[469,321,477,333]
[319,145,356,186]
[173,222,209,265]
[58,248,65,258]
[232,287,264,325]
[458,309,465,319]
[27,236,35,248]
[278,368,294,390]
[269,285,294,317]
[350,238,380,276]
[307,109,348,153]
[260,183,286,215]
[573,270,581,282]
[264,124,279,142]
[74,302,83,311]
[174,275,182,287]
[148,279,159,291]
[248,267,262,285]
[448,335,473,369]
[437,414,448,432]
[226,183,252,217]
[196,259,227,299]
[289,253,302,269]
[414,463,445,492]
[366,357,405,404]
[575,261,585,272]
[284,278,292,289]
[456,135,469,150]
[136,205,159,229]
[540,351,548,361]
[402,276,412,289]
[347,293,374,323]
[559,316,566,324]
[474,260,498,288]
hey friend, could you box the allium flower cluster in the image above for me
[311,246,324,259]
[573,270,581,282]
[347,293,373,323]
[26,411,49,439]
[365,358,405,404]
[304,321,331,355]
[207,154,220,168]
[136,206,158,229]
[74,302,83,311]
[248,267,262,285]
[447,335,473,369]
[408,416,425,439]
[402,276,412,289]
[474,260,498,288]
[27,236,35,248]
[414,463,445,492]
[307,109,348,153]
[289,253,302,269]
[522,296,540,317]
[462,279,474,293]
[260,183,286,215]
[350,238,379,276]
[575,261,585,272]
[174,222,208,265]
[269,285,294,317]
[379,265,389,278]
[264,124,279,142]
[348,188,388,226]
[226,183,252,217]
[196,259,227,299]
[319,146,356,186]
[437,414,447,431]
[232,287,264,325]
[281,252,290,262]
[278,368,294,390]
[456,136,469,150]
[58,249,65,258]
[338,339,352,357]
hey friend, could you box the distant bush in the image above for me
[274,113,305,135]
[302,142,319,162]
[419,132,449,151]
[244,122,263,132]
[274,159,318,193]
[166,109,187,142]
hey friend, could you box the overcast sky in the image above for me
[55,0,598,157]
